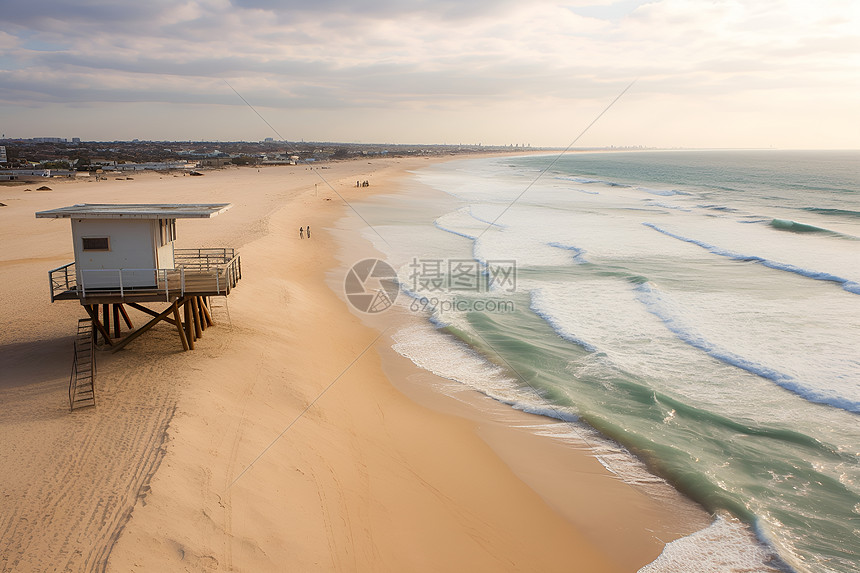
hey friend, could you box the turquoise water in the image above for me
[354,151,860,572]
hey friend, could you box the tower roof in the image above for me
[35,203,232,219]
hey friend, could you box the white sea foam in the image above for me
[639,515,785,573]
[435,207,583,268]
[643,222,860,294]
[644,217,860,286]
[391,321,564,417]
[634,281,860,413]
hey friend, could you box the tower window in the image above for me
[82,237,110,251]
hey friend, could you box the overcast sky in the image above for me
[1,0,858,148]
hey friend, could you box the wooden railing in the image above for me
[48,249,241,301]
[174,247,236,270]
[48,262,76,302]
[219,253,242,294]
[77,268,184,301]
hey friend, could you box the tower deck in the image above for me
[48,248,241,305]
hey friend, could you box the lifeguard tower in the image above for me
[37,204,242,408]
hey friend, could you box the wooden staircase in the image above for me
[69,318,96,411]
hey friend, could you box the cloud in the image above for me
[0,0,858,146]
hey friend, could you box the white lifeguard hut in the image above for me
[36,203,242,354]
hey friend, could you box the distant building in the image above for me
[198,157,232,167]
[0,146,6,163]
[72,138,81,144]
[4,168,75,178]
[107,161,196,171]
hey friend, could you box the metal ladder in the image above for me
[69,318,96,411]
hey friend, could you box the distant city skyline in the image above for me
[1,0,858,149]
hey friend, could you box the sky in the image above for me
[1,0,858,148]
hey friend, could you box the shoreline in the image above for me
[326,162,713,567]
[1,156,708,571]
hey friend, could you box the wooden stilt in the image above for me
[191,296,203,339]
[102,304,111,340]
[110,301,180,353]
[193,296,202,332]
[83,304,114,347]
[118,303,133,329]
[184,297,195,349]
[200,296,214,327]
[196,297,207,331]
[172,301,189,351]
[113,304,121,339]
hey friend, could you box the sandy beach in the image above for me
[0,157,709,572]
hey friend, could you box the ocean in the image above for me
[350,150,860,572]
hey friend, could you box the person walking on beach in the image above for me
[299,226,304,239]
[306,225,311,239]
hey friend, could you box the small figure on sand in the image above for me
[306,225,311,239]
[299,227,304,239]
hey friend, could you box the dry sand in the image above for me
[0,158,709,572]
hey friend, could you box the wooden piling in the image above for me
[191,296,203,339]
[118,303,133,329]
[200,296,214,327]
[184,297,195,349]
[102,304,110,340]
[84,304,113,346]
[173,302,189,351]
[112,304,120,339]
[198,297,208,331]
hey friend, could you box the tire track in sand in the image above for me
[0,336,182,573]
[220,347,263,572]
